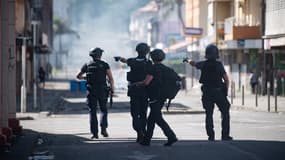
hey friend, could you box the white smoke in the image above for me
[53,0,149,87]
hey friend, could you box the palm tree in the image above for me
[53,17,80,39]
[53,17,80,68]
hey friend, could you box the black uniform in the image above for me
[126,56,152,135]
[195,59,231,139]
[81,59,110,136]
[144,63,177,143]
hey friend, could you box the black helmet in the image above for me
[205,44,219,59]
[150,49,165,62]
[136,43,150,56]
[89,47,104,57]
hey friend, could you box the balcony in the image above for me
[224,17,261,41]
[217,21,225,36]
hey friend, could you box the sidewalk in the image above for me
[229,91,285,113]
[172,85,285,114]
[20,80,285,116]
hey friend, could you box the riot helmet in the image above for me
[205,44,219,59]
[89,47,104,58]
[136,43,150,56]
[150,49,165,62]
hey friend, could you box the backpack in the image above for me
[159,66,182,111]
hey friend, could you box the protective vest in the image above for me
[86,60,107,87]
[127,58,151,83]
[199,60,223,88]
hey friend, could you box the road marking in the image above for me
[124,151,157,160]
[28,155,54,160]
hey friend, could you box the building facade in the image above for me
[1,0,53,142]
[182,0,263,91]
[221,0,262,91]
[1,0,17,133]
[264,0,285,94]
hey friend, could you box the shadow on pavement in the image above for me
[2,128,285,160]
[0,129,39,160]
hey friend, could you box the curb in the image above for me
[231,104,285,114]
[162,109,205,114]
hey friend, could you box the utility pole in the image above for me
[18,37,31,113]
[32,21,39,109]
[261,0,266,95]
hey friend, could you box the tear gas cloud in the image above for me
[53,0,149,87]
[53,0,148,75]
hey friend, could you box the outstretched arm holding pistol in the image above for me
[183,57,196,67]
[114,56,127,63]
[182,57,230,90]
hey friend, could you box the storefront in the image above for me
[220,39,262,91]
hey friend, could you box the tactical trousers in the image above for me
[145,99,176,141]
[201,87,231,138]
[130,96,148,133]
[87,92,108,135]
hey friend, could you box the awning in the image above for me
[221,39,262,50]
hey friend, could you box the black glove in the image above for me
[114,56,121,62]
[183,58,189,63]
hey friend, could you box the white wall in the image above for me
[265,0,285,36]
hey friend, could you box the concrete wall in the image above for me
[0,0,3,131]
[199,0,208,37]
[15,0,25,33]
[217,1,231,22]
[0,0,16,128]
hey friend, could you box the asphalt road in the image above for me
[20,107,285,160]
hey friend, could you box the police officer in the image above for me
[184,44,233,141]
[114,43,152,142]
[76,47,114,139]
[138,49,178,146]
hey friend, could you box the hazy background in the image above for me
[53,0,149,87]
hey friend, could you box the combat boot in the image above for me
[221,136,233,141]
[91,133,98,139]
[208,135,215,141]
[164,137,178,146]
[136,131,145,143]
[101,128,109,137]
[140,140,150,146]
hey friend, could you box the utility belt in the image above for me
[127,71,145,82]
[127,82,147,97]
[87,84,109,95]
[201,83,228,96]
